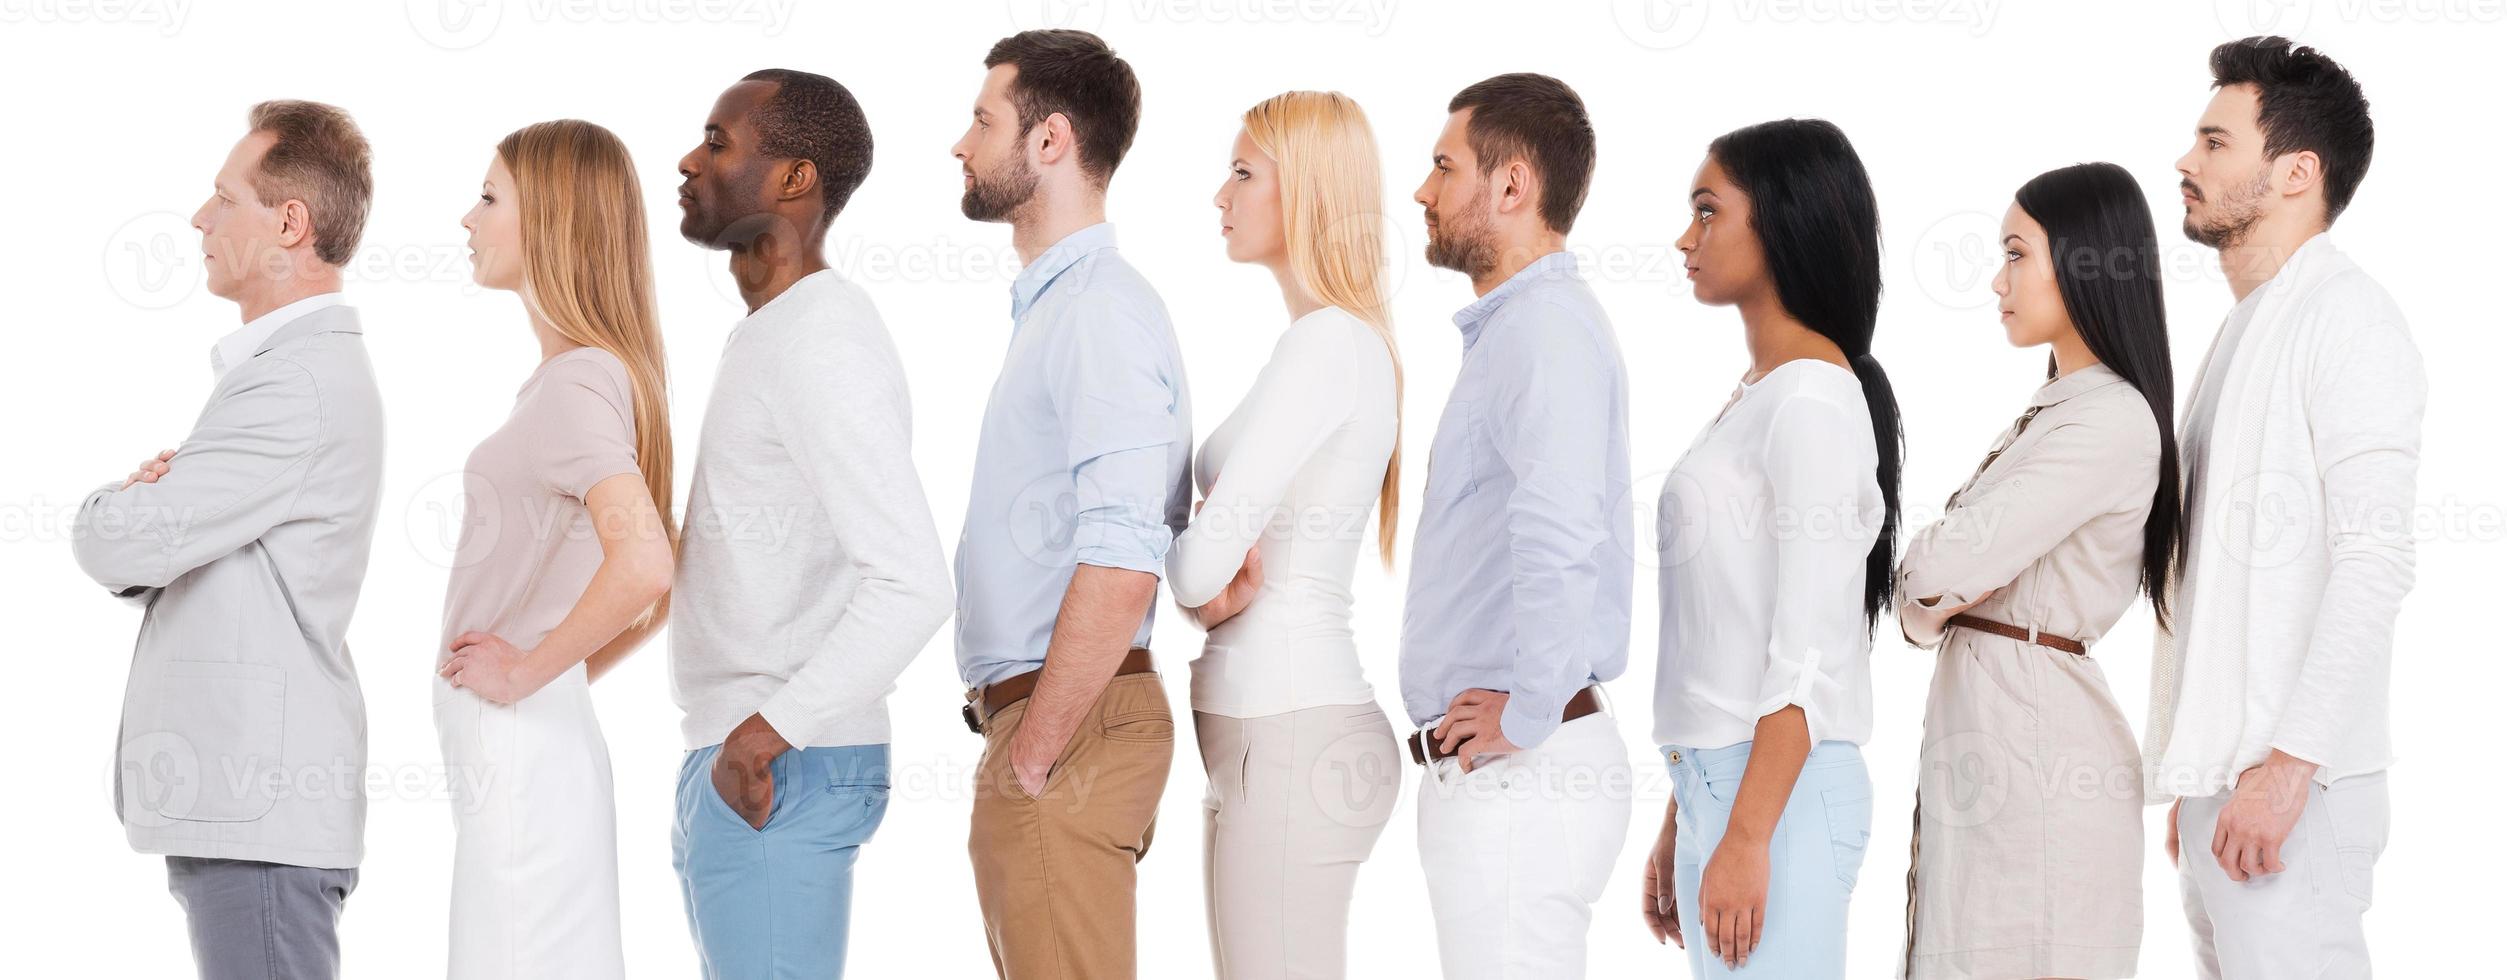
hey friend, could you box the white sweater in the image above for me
[670,270,954,750]
[2145,234,2425,799]
[1168,307,1398,718]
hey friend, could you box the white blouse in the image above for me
[1654,359,1883,750]
[1168,306,1399,718]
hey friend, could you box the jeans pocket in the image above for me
[1100,709,1175,743]
[703,758,772,835]
[1823,785,1875,890]
[817,781,891,847]
[2321,775,2388,907]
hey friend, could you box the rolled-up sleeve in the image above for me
[1045,300,1184,577]
[1756,393,1872,744]
[1481,304,1618,748]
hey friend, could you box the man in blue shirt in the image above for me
[948,29,1191,980]
[1402,73,1636,979]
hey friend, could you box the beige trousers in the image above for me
[1195,703,1401,979]
[968,671,1175,979]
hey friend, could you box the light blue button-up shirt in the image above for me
[1399,250,1634,749]
[954,222,1193,688]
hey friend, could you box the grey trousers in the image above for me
[165,857,358,980]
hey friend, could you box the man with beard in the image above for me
[946,29,1191,980]
[667,69,954,977]
[1399,73,1636,978]
[2144,36,2422,980]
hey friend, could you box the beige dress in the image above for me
[1895,363,2160,980]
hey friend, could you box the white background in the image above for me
[3,0,2501,976]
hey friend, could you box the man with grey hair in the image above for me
[73,99,384,980]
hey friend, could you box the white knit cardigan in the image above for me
[2144,233,2426,802]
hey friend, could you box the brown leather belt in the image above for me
[962,647,1155,733]
[1946,614,2087,656]
[1407,685,1605,765]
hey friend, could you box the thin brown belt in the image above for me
[1407,685,1605,765]
[1946,613,2087,656]
[962,647,1155,733]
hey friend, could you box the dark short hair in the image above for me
[2209,35,2374,224]
[246,100,372,266]
[1446,73,1595,234]
[983,29,1141,187]
[740,68,873,224]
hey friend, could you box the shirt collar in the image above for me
[2029,361,2129,407]
[1452,250,1580,345]
[212,292,344,379]
[1010,222,1118,321]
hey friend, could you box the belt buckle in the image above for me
[961,693,984,734]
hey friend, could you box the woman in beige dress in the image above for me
[1896,162,2182,980]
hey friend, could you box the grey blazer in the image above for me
[73,304,383,869]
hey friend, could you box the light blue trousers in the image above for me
[1665,740,1873,979]
[672,742,890,980]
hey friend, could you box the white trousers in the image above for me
[1197,703,1402,980]
[433,663,624,979]
[2176,771,2388,980]
[1414,712,1634,980]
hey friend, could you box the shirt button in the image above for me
[1668,750,1682,764]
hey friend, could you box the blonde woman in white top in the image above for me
[1168,90,1403,980]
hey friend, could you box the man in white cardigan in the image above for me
[2145,36,2424,980]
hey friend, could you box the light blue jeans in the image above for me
[672,742,890,980]
[1665,740,1873,979]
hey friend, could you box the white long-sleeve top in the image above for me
[1654,359,1883,750]
[670,270,955,750]
[1168,306,1398,718]
[2145,234,2424,799]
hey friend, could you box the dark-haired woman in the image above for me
[1637,118,1901,978]
[1895,162,2180,980]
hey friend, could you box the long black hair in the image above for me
[2013,162,2184,627]
[1708,118,1902,629]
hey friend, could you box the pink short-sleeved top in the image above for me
[437,346,643,662]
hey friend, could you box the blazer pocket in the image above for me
[137,661,287,823]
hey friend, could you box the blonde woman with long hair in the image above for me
[434,118,675,978]
[1168,90,1404,980]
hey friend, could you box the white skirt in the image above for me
[433,662,624,979]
